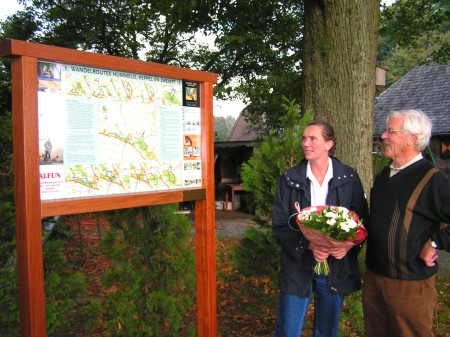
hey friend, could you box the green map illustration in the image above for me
[60,65,185,197]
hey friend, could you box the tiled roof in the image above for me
[227,113,261,142]
[374,62,450,135]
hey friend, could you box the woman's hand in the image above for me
[308,242,330,262]
[330,246,352,259]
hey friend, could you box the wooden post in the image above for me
[195,81,217,336]
[12,55,47,336]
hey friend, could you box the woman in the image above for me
[272,121,369,337]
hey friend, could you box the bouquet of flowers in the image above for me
[294,202,367,275]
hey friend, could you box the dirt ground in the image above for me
[214,209,254,220]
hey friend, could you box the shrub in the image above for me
[89,204,196,336]
[0,228,87,336]
[234,98,312,285]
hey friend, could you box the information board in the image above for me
[37,61,202,200]
[1,38,218,337]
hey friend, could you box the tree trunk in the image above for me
[302,0,380,195]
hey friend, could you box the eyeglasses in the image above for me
[383,128,404,135]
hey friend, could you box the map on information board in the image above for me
[37,61,202,200]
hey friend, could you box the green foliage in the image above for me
[430,41,450,63]
[0,187,15,262]
[1,0,304,134]
[373,151,390,177]
[1,10,38,191]
[233,98,312,286]
[380,0,450,45]
[208,0,303,132]
[434,274,450,335]
[0,187,18,337]
[92,204,196,336]
[44,237,88,334]
[241,97,313,217]
[0,265,19,337]
[214,115,236,141]
[0,224,87,336]
[379,32,450,86]
[378,1,449,88]
[0,72,13,188]
[339,290,365,336]
[0,186,86,335]
[241,71,303,133]
[231,226,280,284]
[0,11,39,41]
[379,0,450,68]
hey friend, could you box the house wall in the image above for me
[214,146,254,212]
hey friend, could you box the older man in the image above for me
[363,109,450,337]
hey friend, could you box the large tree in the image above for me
[302,0,380,193]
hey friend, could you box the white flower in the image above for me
[326,218,336,226]
[300,212,311,221]
[325,212,338,219]
[347,219,358,229]
[337,206,348,214]
[340,223,350,232]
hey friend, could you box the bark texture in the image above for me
[302,0,380,194]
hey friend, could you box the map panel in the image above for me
[38,62,202,200]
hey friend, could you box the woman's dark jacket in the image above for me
[272,157,369,297]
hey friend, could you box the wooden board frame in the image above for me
[0,38,217,337]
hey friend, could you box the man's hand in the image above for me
[419,239,439,267]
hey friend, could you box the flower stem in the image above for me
[314,260,330,276]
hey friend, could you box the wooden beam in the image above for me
[41,188,206,217]
[12,55,46,336]
[195,82,217,337]
[0,39,217,83]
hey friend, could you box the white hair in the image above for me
[387,109,432,151]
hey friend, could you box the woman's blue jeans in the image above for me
[273,274,345,337]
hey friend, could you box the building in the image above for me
[214,113,262,212]
[374,62,450,174]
